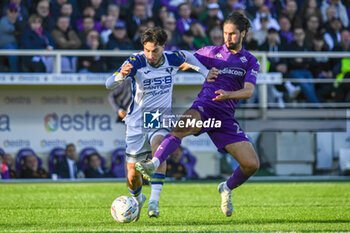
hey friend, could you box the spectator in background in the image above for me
[105,22,133,71]
[252,5,280,33]
[246,0,265,19]
[259,28,297,105]
[50,0,69,22]
[90,0,106,21]
[20,14,55,72]
[35,0,55,32]
[190,22,210,50]
[60,2,76,31]
[76,5,102,33]
[178,30,196,51]
[324,17,343,51]
[166,147,187,179]
[107,4,126,27]
[51,16,81,73]
[2,153,16,178]
[100,15,116,45]
[280,0,302,29]
[299,0,323,24]
[278,15,293,46]
[85,153,111,178]
[127,3,147,40]
[321,0,349,28]
[0,3,19,72]
[288,27,320,103]
[164,29,179,51]
[0,154,10,179]
[200,2,224,26]
[57,143,83,179]
[78,17,95,44]
[243,29,258,50]
[155,5,170,28]
[304,14,324,47]
[253,13,269,46]
[176,3,197,35]
[20,155,49,179]
[107,78,132,123]
[324,6,337,31]
[78,29,105,73]
[310,35,335,102]
[209,28,224,46]
[163,15,182,48]
[132,23,147,50]
[332,29,350,102]
[2,0,28,31]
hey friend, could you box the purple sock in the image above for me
[154,134,181,164]
[226,166,250,190]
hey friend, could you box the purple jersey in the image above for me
[194,44,259,115]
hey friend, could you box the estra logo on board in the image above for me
[44,112,112,132]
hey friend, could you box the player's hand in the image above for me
[206,68,219,82]
[120,63,133,77]
[212,89,231,101]
[118,109,127,119]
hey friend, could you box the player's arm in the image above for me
[180,50,210,78]
[212,82,255,101]
[105,56,139,90]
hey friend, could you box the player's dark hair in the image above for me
[141,27,167,46]
[224,12,250,33]
[65,143,75,152]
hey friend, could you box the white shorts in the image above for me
[125,125,169,163]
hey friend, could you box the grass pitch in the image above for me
[1,181,350,232]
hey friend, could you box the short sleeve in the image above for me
[194,47,210,67]
[165,50,186,66]
[245,57,260,85]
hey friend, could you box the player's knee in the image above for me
[246,159,260,174]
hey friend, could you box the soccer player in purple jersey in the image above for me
[136,12,260,217]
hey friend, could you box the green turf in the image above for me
[1,182,350,232]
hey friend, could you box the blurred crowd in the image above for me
[0,0,349,102]
[0,144,198,180]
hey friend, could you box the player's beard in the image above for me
[225,34,242,50]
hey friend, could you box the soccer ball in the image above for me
[111,196,139,223]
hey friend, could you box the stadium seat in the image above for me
[16,148,42,176]
[79,147,106,172]
[48,147,66,174]
[111,148,126,178]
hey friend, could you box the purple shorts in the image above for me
[190,101,249,153]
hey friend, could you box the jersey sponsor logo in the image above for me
[240,56,247,63]
[215,53,223,58]
[218,67,246,76]
[144,70,151,74]
[129,56,136,61]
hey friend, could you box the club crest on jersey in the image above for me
[240,56,248,63]
[166,67,174,74]
[215,53,223,58]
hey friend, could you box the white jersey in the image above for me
[108,50,186,128]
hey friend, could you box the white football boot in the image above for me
[132,193,146,222]
[218,182,233,217]
[148,200,159,218]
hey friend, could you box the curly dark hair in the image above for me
[140,27,168,46]
[224,12,251,33]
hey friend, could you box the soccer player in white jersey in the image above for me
[105,27,217,221]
